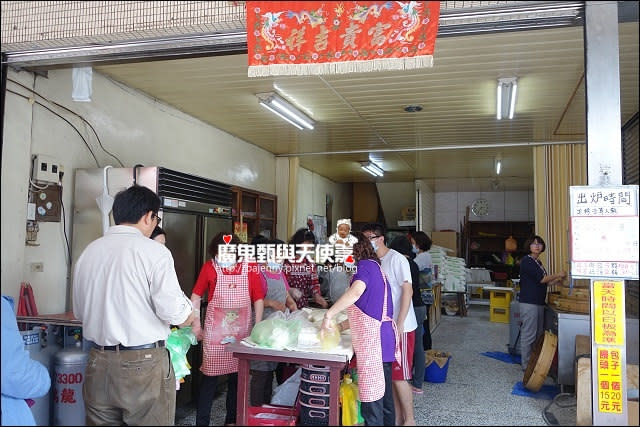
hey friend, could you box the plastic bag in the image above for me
[319,318,341,350]
[166,327,197,381]
[271,367,302,406]
[251,310,303,350]
[340,375,360,426]
[419,267,434,305]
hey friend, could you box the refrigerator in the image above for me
[72,166,233,404]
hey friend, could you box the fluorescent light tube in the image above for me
[257,92,316,130]
[496,159,502,175]
[360,161,384,177]
[508,81,517,120]
[497,77,517,120]
[496,84,502,120]
[270,98,315,129]
[361,164,381,177]
[260,101,304,130]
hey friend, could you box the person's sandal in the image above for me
[411,386,424,394]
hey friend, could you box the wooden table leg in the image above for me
[236,357,250,425]
[329,366,341,426]
[458,293,467,317]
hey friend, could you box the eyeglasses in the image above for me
[152,213,161,225]
[366,234,381,241]
[530,242,542,247]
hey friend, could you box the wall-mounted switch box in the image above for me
[34,185,62,222]
[33,154,62,184]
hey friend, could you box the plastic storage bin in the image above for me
[489,289,512,308]
[299,401,329,426]
[248,405,297,426]
[490,306,510,323]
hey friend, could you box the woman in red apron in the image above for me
[321,231,399,426]
[190,233,264,426]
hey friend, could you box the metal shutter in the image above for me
[622,113,639,185]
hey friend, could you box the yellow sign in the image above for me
[593,280,624,346]
[596,347,624,413]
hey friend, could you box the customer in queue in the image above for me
[73,185,194,425]
[321,231,399,426]
[2,295,51,426]
[190,232,264,426]
[389,234,427,395]
[362,223,417,426]
[284,228,328,309]
[409,231,433,352]
[150,225,166,245]
[250,238,297,407]
[519,235,566,371]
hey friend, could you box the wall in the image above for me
[1,67,277,313]
[294,167,352,241]
[376,182,416,230]
[435,191,535,232]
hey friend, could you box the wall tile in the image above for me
[436,192,457,213]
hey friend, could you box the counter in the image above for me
[17,312,81,327]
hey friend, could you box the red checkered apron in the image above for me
[200,260,251,376]
[346,263,400,402]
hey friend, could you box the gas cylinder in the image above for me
[21,326,53,426]
[52,345,88,426]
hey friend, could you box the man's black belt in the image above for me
[90,340,165,351]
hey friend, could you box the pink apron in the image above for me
[200,260,251,376]
[346,263,400,402]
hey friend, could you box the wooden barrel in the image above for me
[523,331,558,392]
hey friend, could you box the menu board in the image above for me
[569,185,639,279]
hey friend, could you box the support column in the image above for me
[584,1,623,185]
[584,3,628,425]
[287,157,299,239]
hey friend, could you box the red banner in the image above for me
[247,1,440,77]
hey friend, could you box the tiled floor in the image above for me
[175,305,577,425]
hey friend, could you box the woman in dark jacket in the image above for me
[519,235,566,371]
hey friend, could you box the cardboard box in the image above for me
[429,231,458,256]
[401,206,416,220]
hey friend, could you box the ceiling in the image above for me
[94,22,639,192]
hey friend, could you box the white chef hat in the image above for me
[336,218,351,230]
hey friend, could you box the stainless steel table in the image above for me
[544,306,639,386]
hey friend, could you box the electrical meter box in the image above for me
[34,185,62,222]
[33,154,62,184]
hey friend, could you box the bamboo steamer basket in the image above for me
[523,331,558,392]
[559,286,590,299]
[548,292,590,314]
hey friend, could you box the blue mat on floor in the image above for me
[480,351,521,365]
[511,381,560,400]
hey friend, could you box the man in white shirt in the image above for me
[73,185,194,425]
[362,223,417,426]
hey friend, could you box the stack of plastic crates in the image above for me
[299,364,331,426]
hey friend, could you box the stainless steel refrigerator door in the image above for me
[202,216,233,264]
[162,211,199,296]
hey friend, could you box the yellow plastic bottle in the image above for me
[340,374,359,426]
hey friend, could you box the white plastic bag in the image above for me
[270,367,301,406]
